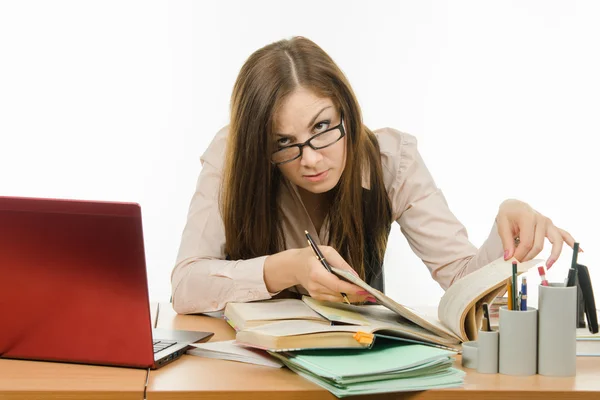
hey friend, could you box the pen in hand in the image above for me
[304,230,351,305]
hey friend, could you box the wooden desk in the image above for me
[0,359,146,400]
[0,303,159,400]
[148,302,600,400]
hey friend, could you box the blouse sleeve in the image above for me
[170,126,274,314]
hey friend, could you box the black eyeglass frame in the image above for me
[270,115,346,166]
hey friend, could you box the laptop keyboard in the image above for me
[153,339,177,353]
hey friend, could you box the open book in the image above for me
[228,257,541,352]
[233,300,463,351]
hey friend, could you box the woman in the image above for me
[171,36,577,314]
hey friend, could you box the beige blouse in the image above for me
[171,126,504,314]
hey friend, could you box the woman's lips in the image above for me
[303,170,329,182]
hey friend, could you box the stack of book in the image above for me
[270,340,465,397]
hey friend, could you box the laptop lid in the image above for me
[0,196,156,368]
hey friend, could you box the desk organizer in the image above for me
[477,329,499,374]
[538,283,577,376]
[461,341,478,369]
[499,306,537,376]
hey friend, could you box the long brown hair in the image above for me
[221,37,392,280]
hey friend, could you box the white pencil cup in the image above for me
[461,341,478,369]
[538,283,577,376]
[477,329,499,374]
[499,306,537,376]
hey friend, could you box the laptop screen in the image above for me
[0,196,155,368]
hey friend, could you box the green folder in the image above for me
[284,362,465,397]
[270,341,464,397]
[274,341,455,378]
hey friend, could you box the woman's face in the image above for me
[272,87,346,194]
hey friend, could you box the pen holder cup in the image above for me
[477,329,499,374]
[538,283,577,376]
[461,341,478,369]
[499,306,537,376]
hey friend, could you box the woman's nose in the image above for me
[300,145,323,167]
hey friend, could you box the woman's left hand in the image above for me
[496,199,580,269]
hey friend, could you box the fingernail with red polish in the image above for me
[504,250,510,260]
[356,290,369,295]
[367,296,377,303]
[546,259,555,270]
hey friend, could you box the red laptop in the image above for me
[0,196,213,369]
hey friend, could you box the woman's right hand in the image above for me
[290,246,374,303]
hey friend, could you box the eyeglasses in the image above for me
[271,118,346,165]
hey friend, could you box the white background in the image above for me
[1,1,598,308]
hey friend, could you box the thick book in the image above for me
[228,257,541,352]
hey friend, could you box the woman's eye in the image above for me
[277,137,291,147]
[314,120,331,133]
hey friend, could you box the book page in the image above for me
[302,297,460,349]
[466,286,506,338]
[187,340,283,368]
[330,267,458,341]
[438,257,541,341]
[225,298,327,329]
[302,296,371,325]
[240,319,365,337]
